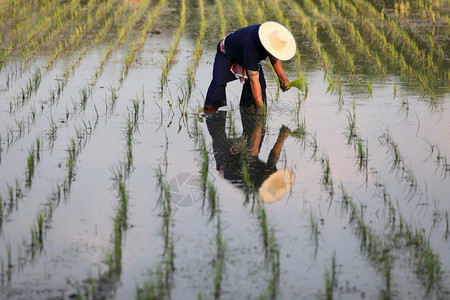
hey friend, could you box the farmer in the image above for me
[204,21,296,114]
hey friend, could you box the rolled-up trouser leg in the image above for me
[204,44,237,111]
[239,65,266,109]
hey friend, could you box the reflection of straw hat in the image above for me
[258,169,295,203]
[258,21,296,61]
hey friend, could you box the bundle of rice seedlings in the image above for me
[287,77,305,91]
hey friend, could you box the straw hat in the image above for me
[258,21,296,61]
[258,169,295,203]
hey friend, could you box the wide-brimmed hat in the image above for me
[258,21,296,61]
[258,169,295,203]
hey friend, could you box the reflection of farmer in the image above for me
[204,21,296,115]
[206,110,291,194]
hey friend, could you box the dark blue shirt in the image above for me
[224,24,269,71]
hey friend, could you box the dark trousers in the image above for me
[204,43,267,110]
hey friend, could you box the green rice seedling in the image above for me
[393,81,397,98]
[368,80,373,97]
[356,138,368,171]
[26,146,35,188]
[345,102,357,144]
[326,75,335,93]
[320,153,334,197]
[241,161,251,205]
[79,87,88,110]
[309,210,319,255]
[36,211,45,245]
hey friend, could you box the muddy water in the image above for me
[0,0,449,299]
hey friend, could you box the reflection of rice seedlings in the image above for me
[137,166,175,299]
[368,80,373,97]
[241,161,251,205]
[160,0,186,86]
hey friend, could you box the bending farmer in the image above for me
[204,21,296,114]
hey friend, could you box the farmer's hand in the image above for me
[279,76,290,92]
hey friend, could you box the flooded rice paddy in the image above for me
[0,0,449,299]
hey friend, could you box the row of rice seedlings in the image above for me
[160,0,186,87]
[215,0,227,38]
[118,0,166,85]
[184,0,206,98]
[212,192,225,299]
[124,99,141,173]
[232,0,248,28]
[0,136,41,231]
[45,0,106,70]
[25,137,41,189]
[2,0,57,42]
[75,100,140,296]
[136,165,175,299]
[318,0,386,76]
[72,0,151,111]
[256,201,280,299]
[338,0,442,95]
[342,182,445,297]
[3,114,102,281]
[41,2,125,115]
[0,0,78,69]
[308,210,320,257]
[378,129,418,197]
[263,0,284,23]
[77,164,132,299]
[355,0,445,68]
[343,100,368,172]
[304,0,356,74]
[339,184,396,299]
[4,0,81,75]
[8,67,41,114]
[320,152,334,199]
[5,2,105,115]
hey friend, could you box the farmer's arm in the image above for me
[269,55,290,91]
[247,70,265,111]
